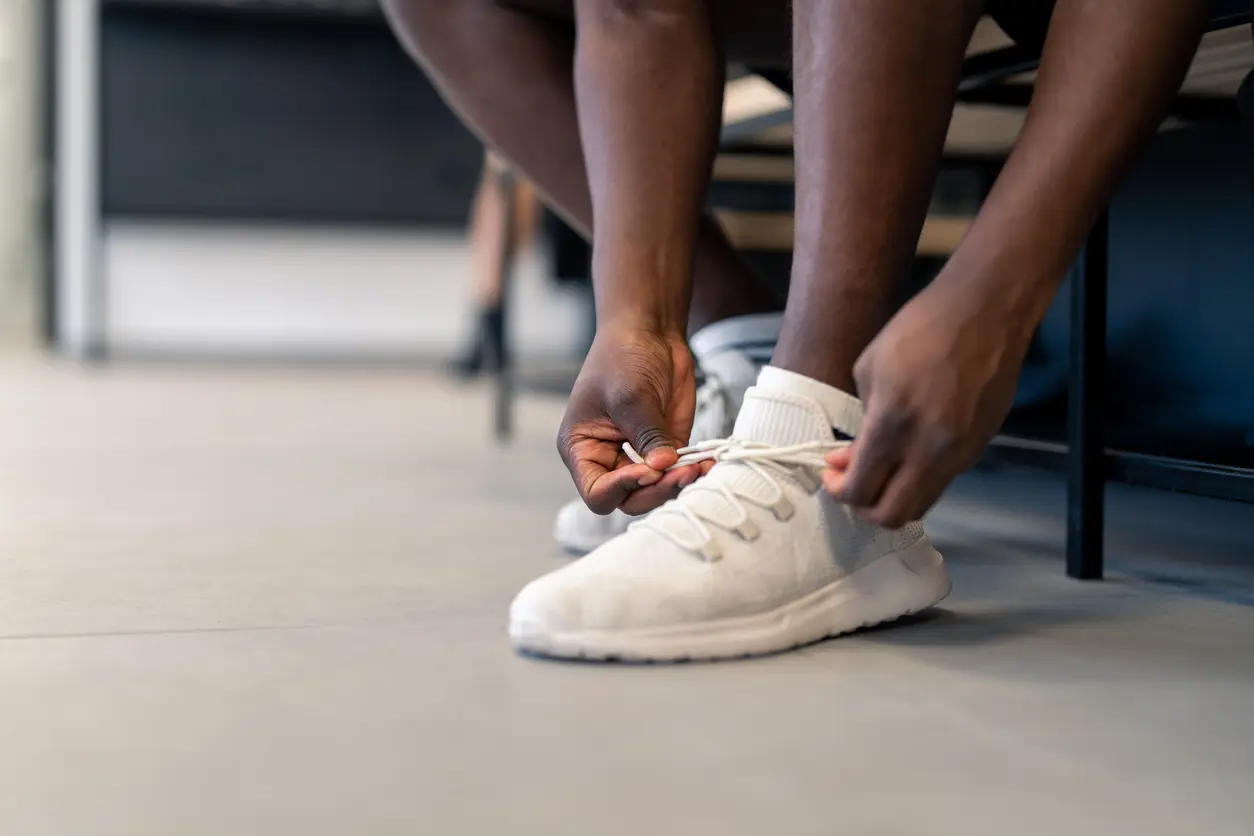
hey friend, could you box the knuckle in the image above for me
[554,425,575,464]
[876,403,917,435]
[838,480,874,508]
[852,353,872,382]
[923,425,959,457]
[632,425,669,452]
[871,505,909,528]
[587,495,616,515]
[604,384,638,420]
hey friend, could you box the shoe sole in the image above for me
[510,538,951,662]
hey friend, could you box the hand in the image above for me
[558,326,709,516]
[823,284,1031,527]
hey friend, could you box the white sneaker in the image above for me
[513,366,951,662]
[552,329,770,554]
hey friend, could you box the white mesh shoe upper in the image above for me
[517,385,926,634]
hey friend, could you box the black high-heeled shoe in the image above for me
[448,306,504,379]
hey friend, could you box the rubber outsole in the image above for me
[510,538,951,663]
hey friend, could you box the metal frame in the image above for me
[1066,212,1109,579]
[1014,6,1253,579]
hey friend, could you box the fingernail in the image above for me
[638,471,662,487]
[645,449,675,469]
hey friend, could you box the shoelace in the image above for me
[622,436,848,561]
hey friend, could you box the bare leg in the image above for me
[771,0,985,393]
[381,0,785,333]
[468,158,507,310]
[468,155,539,309]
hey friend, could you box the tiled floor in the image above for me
[1,355,1251,836]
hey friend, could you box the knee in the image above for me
[381,0,491,55]
[575,0,701,31]
[380,0,459,31]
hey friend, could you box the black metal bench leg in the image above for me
[1066,209,1109,580]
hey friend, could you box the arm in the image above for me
[937,0,1208,330]
[828,0,1208,526]
[573,0,724,335]
[554,0,725,514]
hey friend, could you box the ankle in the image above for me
[767,343,858,395]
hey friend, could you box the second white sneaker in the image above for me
[513,367,951,662]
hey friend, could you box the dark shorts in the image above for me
[986,0,1057,50]
[750,2,1059,97]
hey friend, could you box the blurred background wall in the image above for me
[85,0,587,362]
[0,0,42,346]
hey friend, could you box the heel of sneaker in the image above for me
[892,538,951,610]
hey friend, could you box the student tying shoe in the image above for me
[383,0,1206,661]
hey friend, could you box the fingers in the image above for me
[824,447,852,472]
[619,463,703,515]
[824,404,911,509]
[825,419,963,528]
[857,459,943,529]
[578,460,663,515]
[611,389,680,471]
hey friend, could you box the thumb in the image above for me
[615,390,680,471]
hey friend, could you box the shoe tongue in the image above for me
[731,367,864,446]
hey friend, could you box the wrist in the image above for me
[930,253,1055,352]
[590,241,694,337]
[936,228,1069,336]
[593,284,690,337]
[594,310,688,344]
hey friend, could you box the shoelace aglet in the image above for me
[622,441,723,471]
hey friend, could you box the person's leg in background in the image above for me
[451,152,540,378]
[382,0,789,551]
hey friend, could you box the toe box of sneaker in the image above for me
[510,529,765,635]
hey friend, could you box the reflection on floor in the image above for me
[1,355,1251,836]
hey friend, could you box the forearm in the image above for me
[938,0,1207,335]
[573,0,723,334]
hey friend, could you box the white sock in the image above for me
[753,366,864,439]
